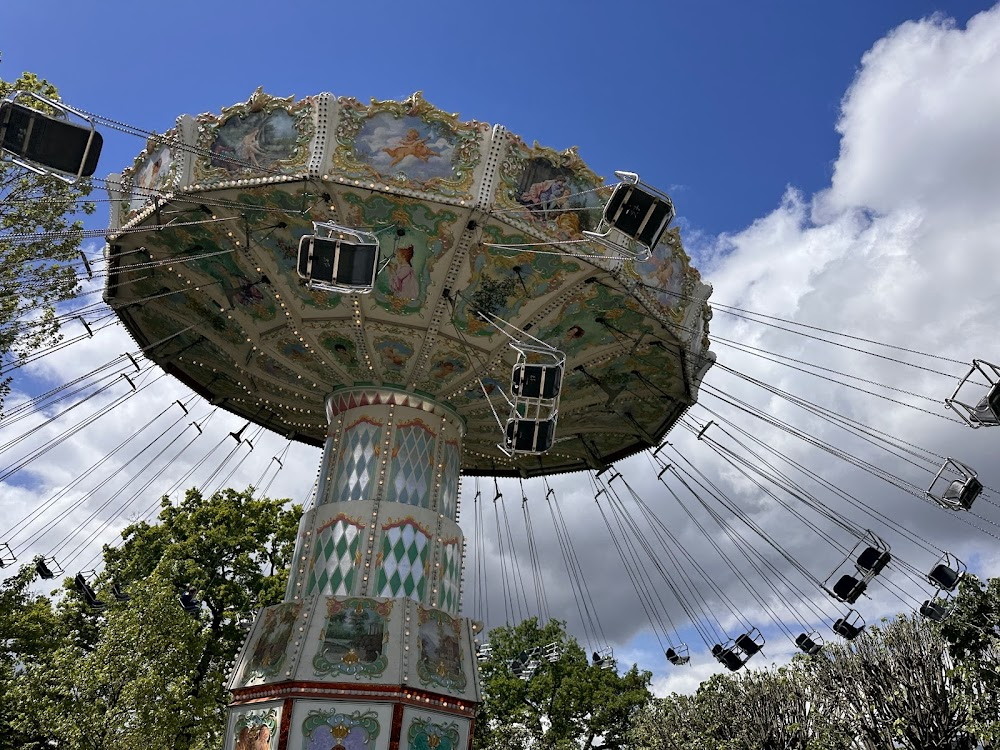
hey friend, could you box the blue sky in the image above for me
[2,0,992,238]
[4,1,1000,697]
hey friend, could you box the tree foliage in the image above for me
[0,65,96,410]
[0,487,299,750]
[939,575,1000,745]
[473,617,652,750]
[807,614,973,750]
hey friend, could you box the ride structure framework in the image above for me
[102,88,714,750]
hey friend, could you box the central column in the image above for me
[224,388,480,750]
[289,387,466,610]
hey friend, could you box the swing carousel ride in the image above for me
[2,86,999,750]
[99,88,710,750]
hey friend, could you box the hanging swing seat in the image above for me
[505,415,556,454]
[542,641,562,662]
[946,360,1000,427]
[825,531,889,605]
[927,553,966,591]
[734,628,765,656]
[179,589,201,616]
[592,647,616,670]
[297,222,380,294]
[582,171,675,261]
[712,643,748,672]
[476,311,565,457]
[832,574,867,604]
[0,91,102,181]
[34,556,62,580]
[665,645,690,666]
[74,573,107,612]
[920,598,951,622]
[833,610,865,640]
[111,581,130,602]
[795,632,824,655]
[927,458,981,511]
[512,362,563,400]
[856,545,891,576]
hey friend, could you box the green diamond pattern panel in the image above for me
[306,518,362,596]
[386,422,436,509]
[375,522,430,601]
[439,540,461,614]
[438,440,460,520]
[329,419,382,504]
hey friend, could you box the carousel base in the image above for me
[223,594,480,750]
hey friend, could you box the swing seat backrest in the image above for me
[0,100,102,177]
[506,417,556,454]
[928,564,961,591]
[833,574,866,603]
[603,182,674,250]
[856,546,891,576]
[833,618,863,640]
[512,362,562,400]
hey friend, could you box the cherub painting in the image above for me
[353,113,456,183]
[383,129,441,167]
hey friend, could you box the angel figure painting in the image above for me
[353,113,455,184]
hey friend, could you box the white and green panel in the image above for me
[307,516,364,596]
[374,520,431,601]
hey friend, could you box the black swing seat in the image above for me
[595,175,675,251]
[505,416,556,454]
[512,362,563,400]
[35,558,56,579]
[297,233,379,292]
[0,99,102,178]
[712,644,747,672]
[986,381,1000,418]
[795,633,823,655]
[665,647,690,666]
[833,617,864,640]
[942,477,982,511]
[111,582,130,602]
[920,600,949,622]
[179,590,201,616]
[857,546,891,576]
[928,564,962,591]
[833,574,867,604]
[297,234,378,289]
[735,630,764,656]
[969,388,1000,425]
[74,574,106,611]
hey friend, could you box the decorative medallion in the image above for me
[313,597,393,677]
[416,607,466,691]
[406,717,461,750]
[301,709,380,750]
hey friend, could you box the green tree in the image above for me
[0,565,67,750]
[938,575,1000,746]
[808,613,974,750]
[0,66,96,410]
[4,487,299,750]
[473,617,652,750]
[631,663,852,750]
